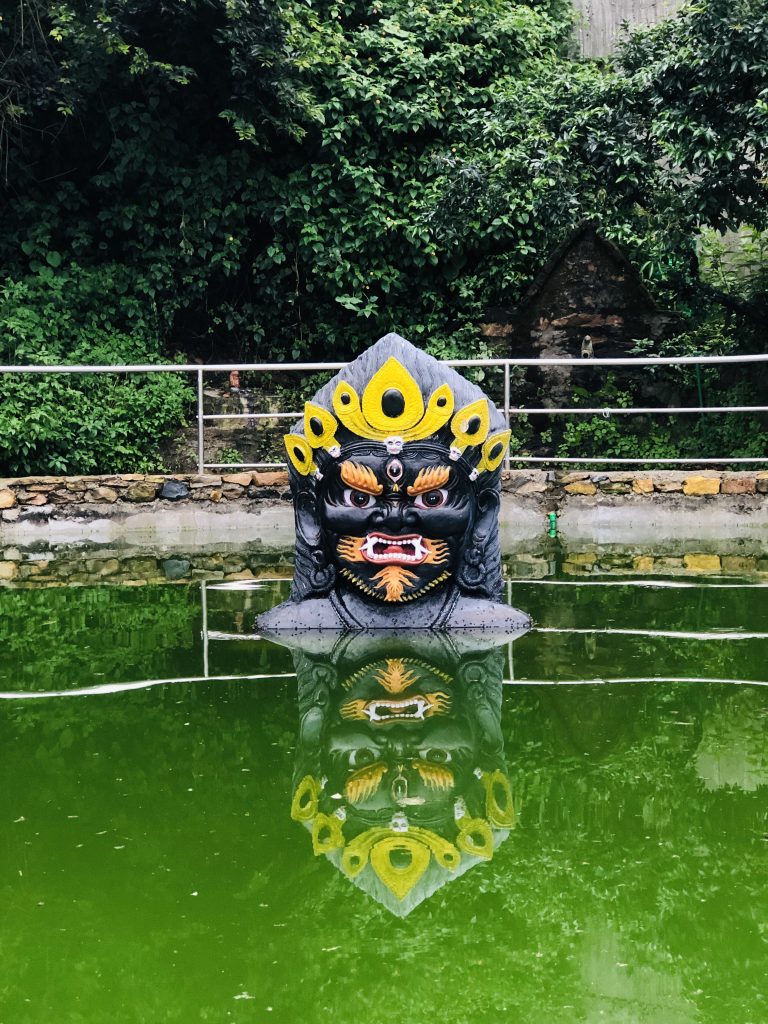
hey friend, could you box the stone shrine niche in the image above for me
[481,222,678,358]
[479,223,679,408]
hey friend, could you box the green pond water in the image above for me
[1,555,767,1024]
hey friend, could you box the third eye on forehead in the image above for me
[386,458,403,484]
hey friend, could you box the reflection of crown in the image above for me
[290,769,515,905]
[284,356,510,478]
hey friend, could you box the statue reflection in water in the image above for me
[286,635,520,916]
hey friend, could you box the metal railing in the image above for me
[2,353,768,472]
[7,571,768,699]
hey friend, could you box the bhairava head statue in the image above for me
[256,333,530,634]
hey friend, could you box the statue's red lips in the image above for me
[360,533,428,565]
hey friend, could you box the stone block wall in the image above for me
[0,543,293,587]
[502,470,768,499]
[0,469,766,530]
[2,535,766,589]
[0,471,291,524]
[505,547,768,581]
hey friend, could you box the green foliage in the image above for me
[554,373,677,461]
[554,315,768,464]
[0,0,575,367]
[252,0,576,357]
[431,0,768,303]
[1,0,299,361]
[1,0,768,469]
[3,0,767,345]
[699,226,768,302]
[0,266,193,474]
[614,0,768,232]
[217,445,243,465]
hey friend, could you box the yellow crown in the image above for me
[284,357,510,477]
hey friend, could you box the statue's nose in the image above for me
[385,728,414,757]
[373,499,417,533]
[384,501,404,532]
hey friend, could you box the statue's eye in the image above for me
[343,488,376,509]
[349,748,377,768]
[412,488,448,509]
[420,748,452,764]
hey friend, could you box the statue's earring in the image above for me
[459,531,487,589]
[310,546,335,591]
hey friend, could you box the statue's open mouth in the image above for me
[360,533,428,565]
[341,691,451,722]
[363,697,431,722]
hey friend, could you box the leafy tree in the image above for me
[440,0,768,301]
[243,0,575,358]
[615,0,768,233]
[1,0,575,367]
[1,0,767,471]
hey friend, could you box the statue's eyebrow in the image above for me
[406,466,451,495]
[340,460,383,496]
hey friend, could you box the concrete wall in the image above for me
[573,0,685,57]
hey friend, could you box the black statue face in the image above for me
[256,336,530,629]
[321,443,475,604]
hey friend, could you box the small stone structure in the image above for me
[481,223,678,359]
[481,223,681,410]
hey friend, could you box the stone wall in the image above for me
[1,469,766,528]
[502,469,768,499]
[0,469,765,586]
[0,470,291,525]
[0,544,294,586]
[1,536,766,589]
[510,546,768,580]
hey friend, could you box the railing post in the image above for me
[201,580,209,679]
[504,361,511,473]
[197,367,204,474]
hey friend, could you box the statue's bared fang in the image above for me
[256,333,530,634]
